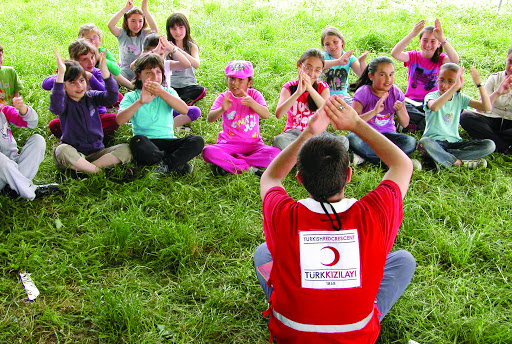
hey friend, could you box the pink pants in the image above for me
[203,141,280,174]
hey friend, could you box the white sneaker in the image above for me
[411,159,422,171]
[462,158,487,169]
[351,153,365,166]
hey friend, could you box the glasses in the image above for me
[302,63,323,74]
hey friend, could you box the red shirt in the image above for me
[262,180,403,344]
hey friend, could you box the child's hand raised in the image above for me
[296,69,308,96]
[144,80,164,97]
[373,93,389,115]
[139,80,156,104]
[433,18,445,42]
[240,90,256,108]
[98,50,110,79]
[338,50,353,66]
[222,91,233,111]
[358,51,369,63]
[411,20,426,36]
[54,49,66,78]
[12,96,28,115]
[393,100,405,112]
[124,0,134,12]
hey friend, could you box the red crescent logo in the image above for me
[321,246,340,266]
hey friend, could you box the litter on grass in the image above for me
[19,271,40,301]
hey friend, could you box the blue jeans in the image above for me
[253,242,416,321]
[348,132,417,165]
[418,137,496,168]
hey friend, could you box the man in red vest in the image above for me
[255,95,415,343]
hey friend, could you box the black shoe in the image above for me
[211,164,228,176]
[173,162,194,176]
[64,169,89,180]
[34,184,62,199]
[0,186,19,199]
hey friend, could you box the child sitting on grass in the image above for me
[0,43,23,106]
[419,64,495,169]
[51,50,132,174]
[349,56,419,168]
[255,95,415,343]
[107,0,158,81]
[273,48,349,151]
[0,97,61,199]
[43,39,120,142]
[320,26,368,104]
[138,34,201,130]
[203,60,280,175]
[117,53,204,175]
[78,23,133,89]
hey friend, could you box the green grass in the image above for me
[1,0,512,343]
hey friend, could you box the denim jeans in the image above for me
[348,132,417,164]
[418,137,496,168]
[253,242,416,321]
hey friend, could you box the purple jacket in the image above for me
[43,67,108,114]
[49,76,118,155]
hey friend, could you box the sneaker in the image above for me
[462,158,487,169]
[351,153,365,166]
[211,164,228,176]
[173,162,194,176]
[34,184,62,199]
[0,186,19,198]
[153,161,170,174]
[175,126,193,135]
[411,159,422,171]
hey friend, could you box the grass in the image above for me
[1,0,512,342]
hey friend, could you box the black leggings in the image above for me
[173,85,206,105]
[129,135,204,169]
[460,111,512,152]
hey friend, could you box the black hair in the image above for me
[122,7,147,36]
[143,33,160,52]
[289,48,325,111]
[64,60,88,83]
[166,13,195,54]
[131,53,165,89]
[297,133,349,201]
[354,56,393,91]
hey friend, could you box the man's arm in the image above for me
[260,99,331,200]
[326,96,413,199]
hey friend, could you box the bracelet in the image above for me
[172,47,178,54]
[476,83,483,88]
[440,39,448,45]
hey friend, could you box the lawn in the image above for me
[1,0,512,343]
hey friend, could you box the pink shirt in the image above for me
[282,80,329,132]
[404,50,446,101]
[211,88,267,144]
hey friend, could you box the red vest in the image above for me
[262,181,403,344]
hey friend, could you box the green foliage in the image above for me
[1,0,512,343]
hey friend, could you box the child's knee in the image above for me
[129,135,163,165]
[53,144,81,169]
[110,144,132,163]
